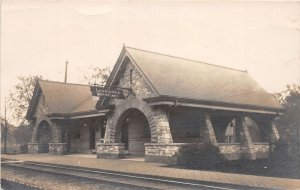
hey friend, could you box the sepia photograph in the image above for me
[1,1,300,189]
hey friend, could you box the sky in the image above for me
[1,0,300,118]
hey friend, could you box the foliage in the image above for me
[274,84,300,160]
[176,143,224,168]
[7,75,43,126]
[1,117,14,141]
[274,84,300,109]
[14,124,33,144]
[274,84,300,140]
[271,139,289,161]
[81,65,110,86]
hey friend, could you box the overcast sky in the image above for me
[1,1,300,117]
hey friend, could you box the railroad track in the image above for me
[1,160,271,190]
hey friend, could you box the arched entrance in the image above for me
[116,108,151,156]
[36,120,52,153]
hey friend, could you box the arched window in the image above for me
[130,69,133,86]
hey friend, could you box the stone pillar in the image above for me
[97,143,125,159]
[268,120,274,157]
[28,143,45,154]
[48,121,68,155]
[28,121,45,154]
[153,108,173,143]
[104,115,113,143]
[236,117,256,159]
[203,113,217,145]
[272,123,280,142]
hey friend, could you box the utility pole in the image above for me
[64,60,68,83]
[3,99,8,154]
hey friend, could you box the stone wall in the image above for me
[97,143,125,159]
[109,61,156,105]
[28,143,47,154]
[104,60,161,143]
[218,143,242,160]
[34,94,51,119]
[253,143,269,159]
[49,143,68,155]
[219,143,270,160]
[145,143,185,164]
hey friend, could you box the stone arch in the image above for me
[106,99,157,143]
[31,117,53,143]
[36,120,53,153]
[211,115,235,143]
[223,116,262,143]
[244,116,262,142]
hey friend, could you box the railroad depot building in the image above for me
[26,47,283,164]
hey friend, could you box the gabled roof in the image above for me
[26,80,99,120]
[107,46,282,111]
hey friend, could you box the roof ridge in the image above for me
[124,46,247,73]
[39,80,90,87]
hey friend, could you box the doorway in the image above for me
[118,109,151,156]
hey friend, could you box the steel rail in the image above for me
[3,161,243,190]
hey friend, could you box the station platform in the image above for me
[2,154,300,190]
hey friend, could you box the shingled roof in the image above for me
[26,80,99,119]
[107,46,282,111]
[27,46,283,120]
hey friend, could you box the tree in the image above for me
[14,124,33,144]
[274,84,300,159]
[1,114,14,154]
[7,75,44,126]
[80,65,110,86]
[1,117,8,154]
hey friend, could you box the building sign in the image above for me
[90,86,125,99]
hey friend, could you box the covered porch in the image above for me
[96,98,280,164]
[28,107,111,155]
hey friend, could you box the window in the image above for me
[130,69,133,86]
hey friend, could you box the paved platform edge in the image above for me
[2,158,273,190]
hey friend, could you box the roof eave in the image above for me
[26,81,42,120]
[47,105,115,119]
[144,96,285,115]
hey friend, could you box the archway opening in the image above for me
[116,108,151,156]
[223,117,262,143]
[244,117,262,143]
[37,120,52,153]
[224,119,237,143]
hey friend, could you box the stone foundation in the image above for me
[253,143,269,159]
[97,143,125,159]
[28,143,48,154]
[49,143,68,155]
[219,143,269,160]
[145,143,185,164]
[218,143,242,160]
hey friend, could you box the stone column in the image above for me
[202,113,217,145]
[271,123,280,142]
[153,108,173,143]
[104,115,113,143]
[268,120,274,157]
[236,117,256,159]
[49,120,68,155]
[28,121,43,154]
